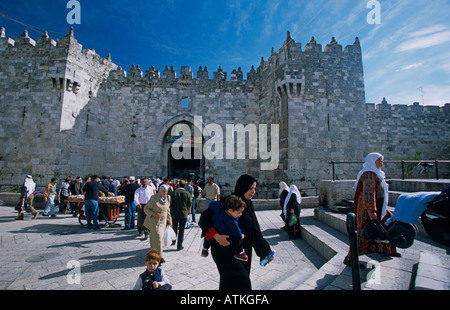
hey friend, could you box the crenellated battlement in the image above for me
[367,97,450,118]
[264,31,362,66]
[0,27,114,71]
[0,27,448,188]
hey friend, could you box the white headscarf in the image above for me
[354,152,388,220]
[158,184,169,203]
[279,181,289,196]
[283,185,302,219]
[24,175,36,197]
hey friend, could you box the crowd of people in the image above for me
[14,152,400,290]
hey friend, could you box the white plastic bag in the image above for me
[163,225,177,248]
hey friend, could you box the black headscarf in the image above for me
[233,174,271,261]
[233,174,257,201]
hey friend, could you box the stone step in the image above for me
[311,207,450,290]
[414,251,450,290]
[287,208,349,290]
[319,206,429,239]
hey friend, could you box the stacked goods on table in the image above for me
[99,195,125,203]
[68,195,84,202]
[68,195,125,203]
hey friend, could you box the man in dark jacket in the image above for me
[122,176,140,230]
[82,175,112,229]
[170,180,192,250]
[69,176,83,216]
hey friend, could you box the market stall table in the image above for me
[67,195,125,228]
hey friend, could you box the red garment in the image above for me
[205,227,218,240]
[353,171,397,255]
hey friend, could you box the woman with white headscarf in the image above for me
[344,152,398,266]
[282,185,302,239]
[143,184,171,263]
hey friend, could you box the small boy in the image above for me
[203,195,248,261]
[133,249,172,290]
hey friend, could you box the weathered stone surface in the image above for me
[0,28,449,190]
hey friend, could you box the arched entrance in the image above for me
[162,120,204,179]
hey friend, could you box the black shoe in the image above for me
[177,246,184,251]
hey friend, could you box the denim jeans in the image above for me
[124,201,136,229]
[84,199,99,229]
[43,194,56,215]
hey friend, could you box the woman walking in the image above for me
[344,152,399,266]
[282,185,301,239]
[199,174,274,290]
[144,185,171,263]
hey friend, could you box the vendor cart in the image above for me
[67,195,125,228]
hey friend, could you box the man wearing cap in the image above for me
[134,178,156,239]
[17,175,39,220]
[123,176,140,230]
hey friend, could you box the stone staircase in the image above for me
[275,179,450,290]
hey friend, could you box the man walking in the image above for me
[134,178,156,239]
[17,175,38,220]
[170,180,192,251]
[202,176,220,201]
[43,177,58,217]
[69,176,83,216]
[185,177,196,226]
[123,176,140,230]
[82,175,112,230]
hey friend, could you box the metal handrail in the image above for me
[329,160,450,181]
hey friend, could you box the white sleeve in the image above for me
[158,269,171,287]
[134,188,141,206]
[132,277,142,290]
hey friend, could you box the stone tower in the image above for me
[1,28,448,195]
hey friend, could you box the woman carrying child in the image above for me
[208,195,248,261]
[199,174,275,290]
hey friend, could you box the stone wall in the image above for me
[0,27,449,192]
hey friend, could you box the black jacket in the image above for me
[83,181,110,201]
[124,182,140,203]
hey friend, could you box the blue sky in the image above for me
[1,0,449,106]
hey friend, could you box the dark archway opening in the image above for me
[164,120,204,180]
[168,146,201,179]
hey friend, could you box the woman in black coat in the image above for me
[199,174,273,290]
[279,181,289,223]
[282,185,301,239]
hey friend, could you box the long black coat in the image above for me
[199,174,271,290]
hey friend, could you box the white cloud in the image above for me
[406,24,448,38]
[396,28,450,52]
[396,62,423,71]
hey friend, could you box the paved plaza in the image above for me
[0,204,326,290]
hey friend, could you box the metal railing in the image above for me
[329,160,450,181]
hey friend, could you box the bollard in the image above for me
[346,212,361,290]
